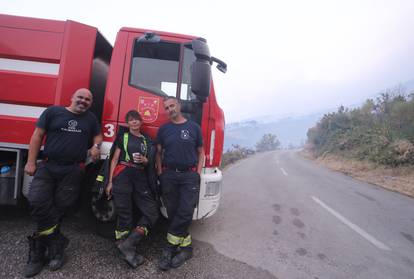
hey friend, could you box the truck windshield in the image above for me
[130,41,180,97]
[129,40,197,101]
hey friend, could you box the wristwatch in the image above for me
[93,143,101,149]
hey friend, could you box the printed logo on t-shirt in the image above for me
[61,119,82,133]
[68,120,78,129]
[181,130,190,140]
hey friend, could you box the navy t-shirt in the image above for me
[115,132,148,167]
[36,106,100,162]
[156,120,203,168]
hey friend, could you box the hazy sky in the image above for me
[2,0,414,122]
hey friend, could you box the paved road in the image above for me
[0,194,274,277]
[2,150,414,278]
[192,151,414,279]
[0,210,274,279]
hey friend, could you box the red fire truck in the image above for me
[0,14,226,222]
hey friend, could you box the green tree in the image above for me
[255,133,281,152]
[306,87,414,166]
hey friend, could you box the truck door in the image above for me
[118,33,207,138]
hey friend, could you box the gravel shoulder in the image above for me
[300,150,414,198]
[0,206,276,279]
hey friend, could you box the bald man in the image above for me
[23,88,102,277]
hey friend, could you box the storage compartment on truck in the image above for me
[0,148,22,205]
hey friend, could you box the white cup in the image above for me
[132,152,141,163]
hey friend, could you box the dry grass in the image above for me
[300,150,414,198]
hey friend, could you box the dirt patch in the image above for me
[300,150,414,198]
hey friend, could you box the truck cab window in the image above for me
[180,45,197,101]
[130,41,180,96]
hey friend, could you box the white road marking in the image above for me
[312,196,391,251]
[280,168,288,176]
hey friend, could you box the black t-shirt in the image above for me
[36,106,100,162]
[115,132,148,166]
[156,120,203,168]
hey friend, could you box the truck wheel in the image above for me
[82,161,116,238]
[90,193,116,239]
[90,192,116,222]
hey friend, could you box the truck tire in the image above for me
[90,193,116,222]
[82,161,116,238]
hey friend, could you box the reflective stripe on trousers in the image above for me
[167,233,192,247]
[115,230,129,240]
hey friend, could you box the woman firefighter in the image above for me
[105,109,159,268]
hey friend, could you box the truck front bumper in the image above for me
[160,167,223,220]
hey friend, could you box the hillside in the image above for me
[224,113,323,151]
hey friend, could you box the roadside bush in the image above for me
[306,88,414,167]
[221,145,253,168]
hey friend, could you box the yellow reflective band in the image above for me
[39,224,58,236]
[96,175,104,182]
[140,226,149,236]
[115,230,129,240]
[123,133,130,162]
[180,235,192,247]
[167,233,183,245]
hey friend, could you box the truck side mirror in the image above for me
[211,56,227,73]
[191,38,212,102]
[191,60,211,102]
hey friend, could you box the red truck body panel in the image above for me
[0,14,98,145]
[0,14,224,167]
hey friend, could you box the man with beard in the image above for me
[23,88,102,277]
[156,96,204,270]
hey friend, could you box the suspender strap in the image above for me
[123,132,130,162]
[141,135,147,156]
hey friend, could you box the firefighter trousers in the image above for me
[112,167,158,232]
[28,161,84,232]
[159,170,200,238]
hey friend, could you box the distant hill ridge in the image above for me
[224,79,414,151]
[224,113,323,150]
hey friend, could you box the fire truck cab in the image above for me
[0,14,226,221]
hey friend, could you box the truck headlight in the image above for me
[205,181,221,197]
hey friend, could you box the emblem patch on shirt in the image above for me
[61,120,81,133]
[181,130,190,140]
[138,97,159,123]
[68,120,78,130]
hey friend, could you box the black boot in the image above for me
[158,243,177,271]
[171,246,193,268]
[46,230,69,271]
[116,229,144,268]
[23,234,47,278]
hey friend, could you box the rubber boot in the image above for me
[116,229,145,268]
[158,243,177,271]
[171,246,193,268]
[46,230,69,271]
[23,234,47,278]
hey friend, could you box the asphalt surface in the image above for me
[0,203,274,278]
[193,151,414,279]
[2,150,414,278]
